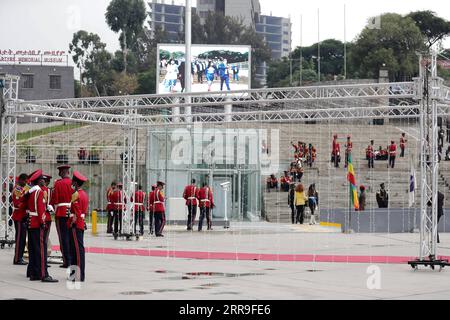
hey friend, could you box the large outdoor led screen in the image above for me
[157,44,251,94]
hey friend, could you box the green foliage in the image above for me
[407,11,450,48]
[17,124,84,141]
[349,13,425,81]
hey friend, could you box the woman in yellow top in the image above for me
[294,184,308,224]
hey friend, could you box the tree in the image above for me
[105,0,146,73]
[69,31,113,96]
[408,11,450,48]
[111,72,139,95]
[349,13,425,81]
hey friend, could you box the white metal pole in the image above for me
[317,8,320,83]
[185,0,192,122]
[300,14,303,86]
[344,4,347,79]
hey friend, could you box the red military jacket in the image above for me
[27,187,46,229]
[153,189,165,213]
[69,189,89,230]
[280,175,291,184]
[400,137,406,148]
[367,145,375,158]
[133,190,146,212]
[332,139,340,155]
[345,141,353,153]
[147,190,155,212]
[51,177,73,218]
[106,187,114,212]
[12,184,29,222]
[389,144,397,156]
[183,184,198,206]
[197,186,214,208]
[41,186,52,222]
[110,189,124,211]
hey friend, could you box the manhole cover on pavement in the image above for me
[119,291,151,296]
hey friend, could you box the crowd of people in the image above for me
[161,57,241,93]
[11,165,88,283]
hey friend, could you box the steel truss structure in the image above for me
[1,54,450,267]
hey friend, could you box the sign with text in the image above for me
[0,49,68,66]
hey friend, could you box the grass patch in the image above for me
[17,123,85,141]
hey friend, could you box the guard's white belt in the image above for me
[55,203,71,208]
[134,203,144,206]
[114,203,124,205]
[154,201,164,204]
[187,197,197,200]
[27,210,38,217]
[200,199,210,202]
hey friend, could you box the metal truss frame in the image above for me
[1,61,450,262]
[0,75,19,245]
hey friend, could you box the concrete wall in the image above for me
[320,208,450,233]
[0,65,74,101]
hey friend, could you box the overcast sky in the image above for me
[1,0,449,62]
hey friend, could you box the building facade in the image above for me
[0,65,74,101]
[197,0,261,28]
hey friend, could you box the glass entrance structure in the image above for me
[145,125,263,221]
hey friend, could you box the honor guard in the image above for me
[388,141,397,169]
[51,165,73,268]
[106,182,117,234]
[153,181,166,237]
[183,179,198,231]
[26,170,58,282]
[12,173,29,265]
[68,171,89,282]
[332,135,340,168]
[197,183,214,231]
[367,140,375,169]
[111,182,124,239]
[147,185,156,235]
[400,133,407,158]
[133,185,146,236]
[42,174,54,266]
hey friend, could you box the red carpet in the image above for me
[52,245,450,264]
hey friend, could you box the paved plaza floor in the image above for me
[1,222,450,300]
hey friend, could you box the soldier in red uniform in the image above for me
[345,136,353,168]
[147,185,156,235]
[12,173,29,265]
[367,140,375,169]
[280,171,292,192]
[68,171,89,282]
[51,165,73,268]
[106,181,116,234]
[389,141,397,169]
[197,182,214,231]
[41,174,54,267]
[400,133,407,158]
[133,184,146,236]
[332,134,340,168]
[183,179,198,231]
[26,170,58,282]
[153,181,166,237]
[110,183,124,240]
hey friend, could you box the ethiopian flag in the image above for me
[347,153,359,210]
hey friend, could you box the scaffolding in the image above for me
[1,54,450,267]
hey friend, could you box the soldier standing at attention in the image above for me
[400,133,407,158]
[147,185,156,235]
[153,181,166,237]
[51,165,73,268]
[12,173,29,265]
[183,179,198,231]
[111,183,124,240]
[197,182,214,231]
[345,136,353,168]
[133,185,146,236]
[106,182,116,234]
[367,140,375,169]
[68,171,89,282]
[26,170,58,282]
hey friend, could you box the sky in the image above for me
[1,0,449,65]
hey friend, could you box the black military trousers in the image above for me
[154,212,166,236]
[198,207,212,231]
[187,205,197,230]
[134,210,144,235]
[69,227,85,282]
[27,228,48,280]
[113,210,123,235]
[148,210,154,234]
[56,217,71,267]
[13,220,27,264]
